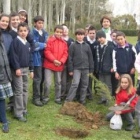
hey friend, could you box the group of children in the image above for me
[0,10,140,139]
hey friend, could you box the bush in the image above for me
[120,30,139,36]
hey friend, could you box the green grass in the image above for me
[1,36,138,140]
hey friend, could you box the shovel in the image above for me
[109,94,138,111]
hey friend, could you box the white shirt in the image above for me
[17,36,27,45]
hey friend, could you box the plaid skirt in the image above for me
[0,82,13,100]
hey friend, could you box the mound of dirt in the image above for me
[60,102,107,129]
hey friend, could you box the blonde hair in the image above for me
[116,74,133,95]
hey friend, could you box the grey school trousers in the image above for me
[44,69,62,102]
[12,68,29,118]
[65,69,89,103]
[99,74,112,100]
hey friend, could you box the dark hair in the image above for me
[116,31,126,38]
[54,25,63,32]
[33,15,44,23]
[10,12,19,18]
[88,26,96,32]
[17,22,29,31]
[75,28,85,35]
[111,29,118,35]
[18,10,28,23]
[100,15,111,26]
[0,13,11,31]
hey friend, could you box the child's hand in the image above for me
[30,72,34,79]
[115,111,122,115]
[110,69,114,73]
[130,68,135,74]
[115,72,120,80]
[16,69,22,76]
[54,60,61,66]
[69,72,73,76]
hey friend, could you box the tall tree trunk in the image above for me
[11,0,16,12]
[18,0,23,11]
[87,0,91,22]
[71,0,76,33]
[3,0,11,14]
[60,0,66,24]
[56,0,60,25]
[28,0,32,28]
[43,0,48,29]
[39,0,42,15]
[48,0,53,31]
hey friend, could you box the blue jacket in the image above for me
[32,28,48,66]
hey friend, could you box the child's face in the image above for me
[116,36,126,46]
[102,18,111,29]
[97,37,106,44]
[63,29,68,36]
[0,16,9,30]
[121,78,129,90]
[34,20,44,30]
[54,28,63,38]
[76,34,84,42]
[111,32,117,42]
[19,13,27,23]
[88,30,96,40]
[11,16,20,29]
[18,26,28,40]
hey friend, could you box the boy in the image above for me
[7,12,20,112]
[100,16,112,41]
[65,28,94,105]
[84,26,98,100]
[9,22,34,122]
[32,16,48,106]
[43,25,68,104]
[113,31,137,85]
[61,25,74,100]
[9,12,20,39]
[95,30,114,105]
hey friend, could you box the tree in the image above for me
[3,0,11,14]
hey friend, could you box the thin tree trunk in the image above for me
[71,0,76,33]
[18,0,23,11]
[43,0,48,29]
[3,0,11,14]
[56,0,60,24]
[60,0,66,24]
[48,0,53,31]
[87,0,91,22]
[28,0,32,28]
[39,0,42,15]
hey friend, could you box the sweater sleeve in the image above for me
[9,41,20,70]
[135,53,140,73]
[68,44,74,72]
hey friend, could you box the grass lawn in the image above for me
[1,36,138,140]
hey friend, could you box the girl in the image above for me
[0,29,13,133]
[0,14,13,54]
[106,74,138,131]
[18,9,28,23]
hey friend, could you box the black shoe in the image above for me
[32,100,44,106]
[15,116,27,122]
[55,100,62,104]
[125,124,135,131]
[42,100,48,105]
[6,106,14,112]
[98,99,109,106]
[2,123,9,133]
[87,95,93,100]
[133,132,140,139]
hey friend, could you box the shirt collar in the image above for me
[17,36,27,45]
[87,36,95,44]
[35,28,43,36]
[11,27,17,32]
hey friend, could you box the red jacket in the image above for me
[116,88,139,114]
[43,36,68,71]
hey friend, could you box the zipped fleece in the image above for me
[68,41,94,73]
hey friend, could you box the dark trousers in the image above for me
[33,66,44,101]
[0,99,7,123]
[111,72,118,96]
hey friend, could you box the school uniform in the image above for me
[9,36,33,118]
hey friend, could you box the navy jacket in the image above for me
[113,43,137,74]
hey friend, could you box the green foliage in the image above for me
[112,14,137,30]
[120,30,139,36]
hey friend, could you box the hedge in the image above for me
[120,30,139,36]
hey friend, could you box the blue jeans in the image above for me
[0,99,7,123]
